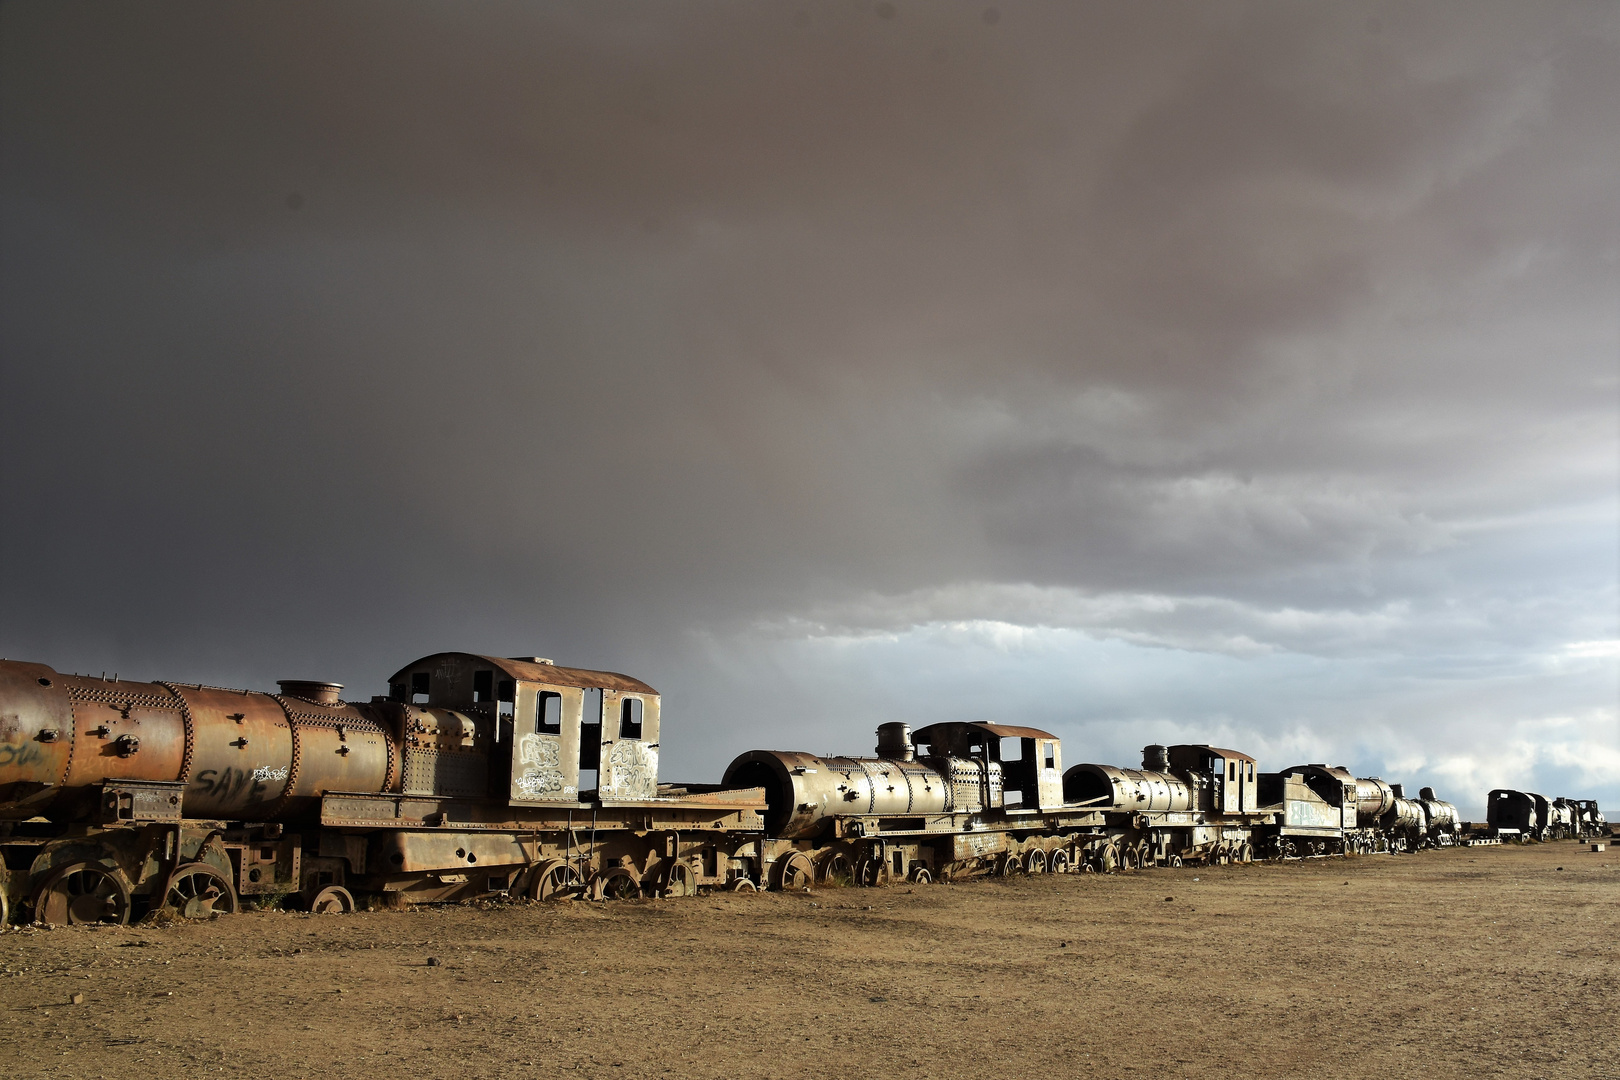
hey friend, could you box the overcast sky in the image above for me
[2,1,1615,817]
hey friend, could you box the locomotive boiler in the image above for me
[1417,786,1461,846]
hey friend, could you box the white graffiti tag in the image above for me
[514,733,564,798]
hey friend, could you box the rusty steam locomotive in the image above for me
[0,651,1596,925]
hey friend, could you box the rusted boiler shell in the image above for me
[1381,796,1425,832]
[1353,778,1395,828]
[0,661,405,823]
[722,750,952,839]
[1417,787,1459,836]
[1063,764,1192,812]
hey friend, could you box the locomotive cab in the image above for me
[912,722,1064,812]
[387,653,661,806]
[1168,745,1258,815]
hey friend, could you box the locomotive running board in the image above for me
[319,790,764,832]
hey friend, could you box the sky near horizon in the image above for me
[2,1,1616,818]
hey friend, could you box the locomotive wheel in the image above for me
[1167,855,1183,869]
[730,877,758,893]
[818,851,853,886]
[1239,842,1253,863]
[1049,849,1070,874]
[661,862,697,899]
[908,866,932,885]
[527,861,583,902]
[162,863,239,919]
[33,862,132,926]
[856,858,889,887]
[1098,845,1119,873]
[998,854,1021,877]
[772,852,815,892]
[1,886,8,927]
[1024,850,1046,874]
[306,886,355,914]
[593,867,640,901]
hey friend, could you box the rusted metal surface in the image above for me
[1062,764,1192,812]
[0,662,76,817]
[1353,777,1396,828]
[1417,786,1461,846]
[386,653,657,700]
[169,685,290,819]
[723,750,954,839]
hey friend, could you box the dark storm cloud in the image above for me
[2,2,1615,802]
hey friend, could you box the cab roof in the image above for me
[914,721,1059,742]
[388,653,657,695]
[1180,744,1257,763]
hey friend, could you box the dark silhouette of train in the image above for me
[0,652,1603,925]
[1485,789,1606,841]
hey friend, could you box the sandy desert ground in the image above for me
[2,840,1614,1080]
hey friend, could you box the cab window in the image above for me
[620,697,644,739]
[537,691,562,734]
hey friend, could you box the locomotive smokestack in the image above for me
[277,680,344,706]
[1420,786,1437,801]
[875,722,914,761]
[1142,745,1169,771]
[1390,783,1405,799]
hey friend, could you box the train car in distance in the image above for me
[1487,789,1606,842]
[1564,799,1607,839]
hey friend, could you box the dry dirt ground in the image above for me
[2,841,1615,1080]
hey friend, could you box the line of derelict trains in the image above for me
[0,652,1607,924]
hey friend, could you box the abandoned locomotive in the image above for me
[0,653,764,925]
[0,650,1599,925]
